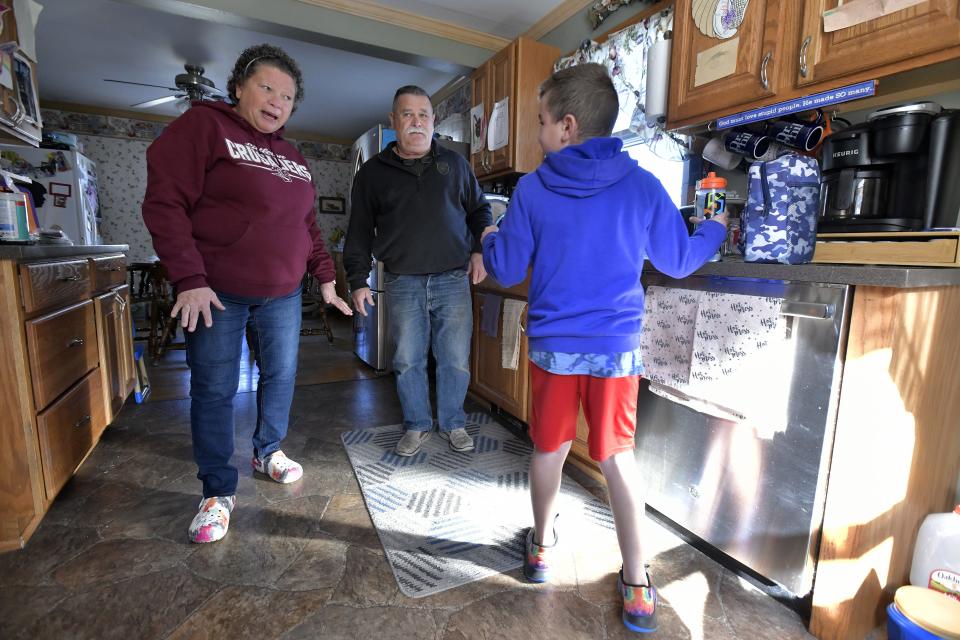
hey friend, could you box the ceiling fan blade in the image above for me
[105,78,180,91]
[194,83,226,98]
[130,94,180,109]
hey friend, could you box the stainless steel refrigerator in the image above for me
[348,125,469,373]
[349,125,396,372]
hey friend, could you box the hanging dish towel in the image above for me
[684,292,789,438]
[501,299,526,370]
[642,289,790,439]
[639,286,701,386]
[480,293,501,338]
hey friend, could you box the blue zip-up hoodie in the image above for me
[482,137,725,353]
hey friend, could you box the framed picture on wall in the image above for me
[318,196,345,214]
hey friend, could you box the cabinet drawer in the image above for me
[26,300,99,409]
[20,259,91,314]
[37,369,105,499]
[90,254,127,292]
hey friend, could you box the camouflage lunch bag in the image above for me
[739,153,821,264]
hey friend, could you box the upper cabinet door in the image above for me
[470,65,490,177]
[797,0,960,86]
[669,0,791,125]
[487,44,516,176]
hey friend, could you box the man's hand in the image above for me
[480,225,498,242]
[171,286,225,332]
[468,252,487,285]
[320,281,353,316]
[351,287,374,317]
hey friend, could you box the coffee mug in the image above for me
[723,130,771,160]
[767,119,824,152]
[702,135,742,170]
[755,141,788,163]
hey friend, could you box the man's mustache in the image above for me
[405,127,427,135]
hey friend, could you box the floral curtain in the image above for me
[554,7,687,160]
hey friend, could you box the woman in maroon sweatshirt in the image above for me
[142,44,352,544]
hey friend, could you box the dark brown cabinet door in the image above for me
[797,0,960,87]
[469,292,528,422]
[95,285,135,424]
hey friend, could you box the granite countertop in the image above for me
[671,258,960,288]
[0,244,130,260]
[476,260,960,295]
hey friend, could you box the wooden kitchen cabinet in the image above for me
[667,0,960,129]
[0,250,134,551]
[0,4,42,146]
[668,0,793,125]
[470,289,529,422]
[470,37,560,179]
[95,284,136,424]
[795,0,960,88]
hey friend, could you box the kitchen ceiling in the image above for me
[35,0,578,142]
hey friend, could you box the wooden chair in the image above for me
[300,274,334,343]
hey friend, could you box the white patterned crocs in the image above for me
[252,450,303,484]
[188,495,236,544]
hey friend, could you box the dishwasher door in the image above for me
[635,273,850,597]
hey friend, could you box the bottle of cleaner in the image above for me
[910,504,960,602]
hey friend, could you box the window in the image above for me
[625,142,686,208]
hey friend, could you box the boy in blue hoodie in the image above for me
[481,63,726,633]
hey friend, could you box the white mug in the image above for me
[702,135,742,170]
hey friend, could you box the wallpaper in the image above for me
[42,109,353,264]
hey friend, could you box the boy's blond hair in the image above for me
[538,63,619,141]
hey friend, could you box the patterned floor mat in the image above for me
[341,411,616,597]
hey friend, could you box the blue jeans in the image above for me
[385,268,472,433]
[185,286,301,497]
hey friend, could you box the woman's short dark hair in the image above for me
[227,43,305,110]
[539,63,619,140]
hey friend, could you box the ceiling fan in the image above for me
[104,64,227,109]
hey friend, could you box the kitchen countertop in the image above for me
[670,258,960,287]
[0,244,129,260]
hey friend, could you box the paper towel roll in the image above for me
[645,37,672,127]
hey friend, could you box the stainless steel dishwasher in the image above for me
[635,272,850,597]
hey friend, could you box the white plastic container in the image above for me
[910,505,960,601]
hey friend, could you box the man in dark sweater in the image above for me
[344,85,492,456]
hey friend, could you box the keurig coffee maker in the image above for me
[818,102,960,232]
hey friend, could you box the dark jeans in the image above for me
[385,268,472,433]
[185,286,301,497]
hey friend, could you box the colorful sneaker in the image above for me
[188,496,236,544]
[522,519,558,583]
[618,568,658,633]
[395,430,430,457]
[439,427,474,452]
[252,450,303,484]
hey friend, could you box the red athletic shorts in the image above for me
[528,362,639,462]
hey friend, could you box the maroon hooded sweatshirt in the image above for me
[142,100,335,297]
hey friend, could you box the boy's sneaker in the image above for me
[522,517,558,583]
[252,450,303,484]
[395,430,430,456]
[618,568,658,633]
[188,496,236,544]
[439,427,474,452]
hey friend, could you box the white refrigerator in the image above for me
[0,144,100,245]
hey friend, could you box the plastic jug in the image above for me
[910,505,960,602]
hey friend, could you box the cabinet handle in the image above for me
[11,99,23,125]
[58,274,81,282]
[760,52,772,90]
[799,36,812,78]
[74,414,91,428]
[67,337,85,348]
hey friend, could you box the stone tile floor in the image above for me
[0,369,830,638]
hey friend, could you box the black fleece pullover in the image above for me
[344,140,492,291]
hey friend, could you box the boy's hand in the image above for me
[480,225,499,241]
[689,211,729,228]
